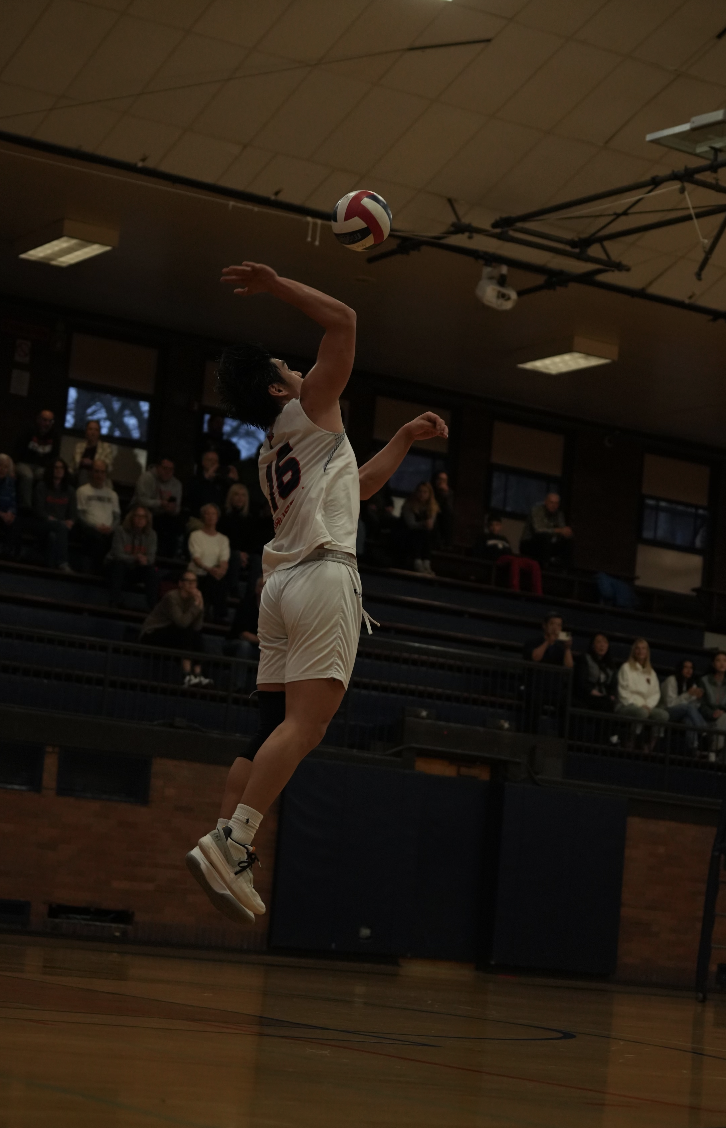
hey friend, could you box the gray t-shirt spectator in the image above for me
[108,525,157,565]
[132,468,182,515]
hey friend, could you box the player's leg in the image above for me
[218,683,285,818]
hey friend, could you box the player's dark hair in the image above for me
[216,343,283,430]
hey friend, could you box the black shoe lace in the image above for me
[233,843,259,875]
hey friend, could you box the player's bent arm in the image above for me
[358,413,448,501]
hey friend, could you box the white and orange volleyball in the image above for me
[331,190,392,251]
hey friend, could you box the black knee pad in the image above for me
[242,690,286,761]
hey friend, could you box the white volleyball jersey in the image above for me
[259,398,359,578]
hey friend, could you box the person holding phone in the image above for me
[523,612,573,669]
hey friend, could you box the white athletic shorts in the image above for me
[257,550,363,687]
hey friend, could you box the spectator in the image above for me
[615,638,669,752]
[477,513,543,595]
[401,481,439,574]
[197,410,241,471]
[520,492,573,570]
[69,419,116,486]
[523,612,573,668]
[432,470,454,547]
[0,454,19,559]
[224,574,264,690]
[13,409,59,510]
[131,457,184,558]
[33,458,76,571]
[140,570,211,687]
[361,476,397,565]
[699,651,726,756]
[219,483,270,584]
[188,502,231,620]
[660,658,706,751]
[184,450,231,523]
[74,459,120,572]
[573,633,617,711]
[107,505,159,609]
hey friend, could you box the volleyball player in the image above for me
[187,262,448,921]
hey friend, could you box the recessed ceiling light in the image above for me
[16,219,118,268]
[517,336,618,374]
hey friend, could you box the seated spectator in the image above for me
[33,458,76,571]
[219,483,270,586]
[0,454,19,559]
[197,410,240,472]
[523,612,573,668]
[185,450,231,524]
[477,513,543,595]
[401,481,439,574]
[432,470,454,547]
[573,633,617,712]
[107,505,159,609]
[615,638,669,752]
[131,457,184,558]
[660,658,706,751]
[140,570,211,687]
[69,419,116,486]
[520,492,573,570]
[188,502,231,620]
[73,459,120,572]
[699,651,726,756]
[13,409,59,510]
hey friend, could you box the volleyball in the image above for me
[331,189,392,251]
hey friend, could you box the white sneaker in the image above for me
[198,826,266,916]
[413,558,425,572]
[422,560,434,575]
[185,846,255,925]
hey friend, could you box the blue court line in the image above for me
[0,1073,222,1128]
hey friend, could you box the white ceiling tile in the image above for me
[456,0,529,15]
[517,0,606,37]
[550,149,655,213]
[0,110,48,134]
[257,0,371,64]
[157,130,241,180]
[191,58,309,145]
[33,103,122,149]
[575,0,684,54]
[84,0,130,8]
[607,74,726,159]
[0,0,119,96]
[322,0,442,60]
[484,134,598,212]
[394,189,462,231]
[96,113,182,163]
[130,83,224,130]
[634,0,726,71]
[696,269,726,307]
[245,153,331,204]
[217,146,275,189]
[314,85,427,174]
[555,58,672,146]
[0,0,50,72]
[440,21,563,116]
[252,69,369,159]
[146,32,247,90]
[426,117,541,202]
[497,40,621,131]
[687,36,726,83]
[65,16,184,101]
[302,168,360,210]
[381,11,499,102]
[192,0,293,49]
[127,0,211,29]
[412,2,506,45]
[371,103,486,189]
[0,82,55,122]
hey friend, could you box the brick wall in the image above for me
[617,814,721,987]
[0,753,277,951]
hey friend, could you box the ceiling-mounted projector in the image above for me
[476,265,518,311]
[646,109,726,156]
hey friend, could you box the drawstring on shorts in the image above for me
[298,548,380,635]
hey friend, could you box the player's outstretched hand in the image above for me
[221,262,278,296]
[404,412,449,442]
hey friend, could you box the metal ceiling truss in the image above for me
[368,152,726,323]
[3,130,726,324]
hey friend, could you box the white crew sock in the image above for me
[228,803,263,846]
[216,818,228,832]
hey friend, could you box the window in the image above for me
[489,467,561,518]
[202,413,265,460]
[385,448,447,496]
[0,742,44,792]
[641,497,708,553]
[56,750,151,804]
[0,900,31,928]
[65,385,150,442]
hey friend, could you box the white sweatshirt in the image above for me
[617,662,661,710]
[188,529,230,574]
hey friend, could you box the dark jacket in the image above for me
[197,433,240,470]
[108,525,157,566]
[218,509,272,554]
[13,426,59,469]
[33,479,77,523]
[184,473,227,518]
[475,531,511,561]
[574,652,616,703]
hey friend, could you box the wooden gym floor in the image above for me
[1,938,725,1127]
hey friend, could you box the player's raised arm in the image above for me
[221,262,355,431]
[358,413,449,500]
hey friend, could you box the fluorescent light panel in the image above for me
[19,236,113,267]
[16,219,118,267]
[646,110,726,156]
[518,352,613,375]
